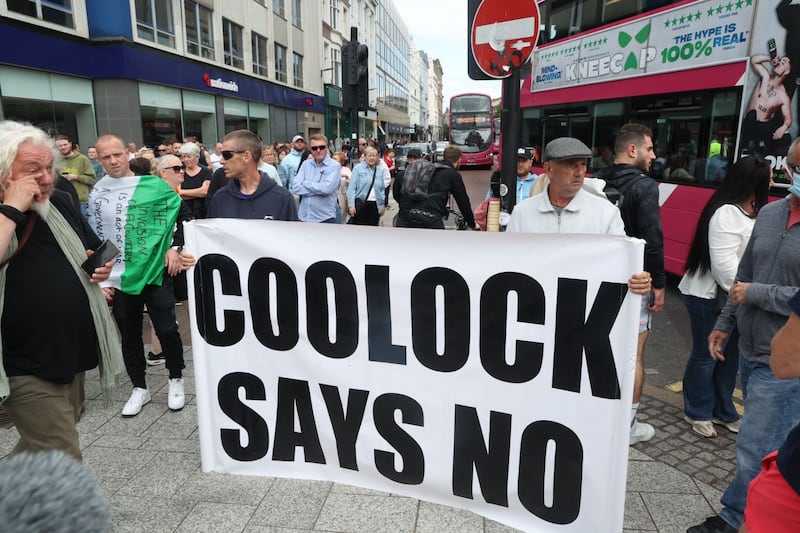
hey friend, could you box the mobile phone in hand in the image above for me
[81,239,120,276]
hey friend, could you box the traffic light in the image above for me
[341,42,357,112]
[341,41,369,111]
[356,44,369,110]
[342,43,358,86]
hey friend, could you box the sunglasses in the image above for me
[310,145,327,151]
[157,148,168,153]
[168,165,185,172]
[359,143,367,146]
[221,150,247,160]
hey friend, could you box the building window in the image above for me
[329,0,338,29]
[273,0,285,17]
[331,47,341,87]
[223,19,244,69]
[254,0,266,5]
[184,1,214,59]
[291,0,301,28]
[252,32,269,77]
[134,0,176,46]
[292,53,304,88]
[274,43,287,83]
[7,0,75,28]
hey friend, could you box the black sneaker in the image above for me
[146,351,165,366]
[687,516,737,533]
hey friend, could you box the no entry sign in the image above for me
[470,0,540,79]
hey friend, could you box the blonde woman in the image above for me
[347,147,387,226]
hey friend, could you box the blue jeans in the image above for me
[682,295,740,421]
[718,357,800,528]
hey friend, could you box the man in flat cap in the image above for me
[507,137,622,233]
[507,136,654,435]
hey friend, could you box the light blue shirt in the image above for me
[280,149,304,187]
[516,172,538,203]
[291,155,341,222]
[485,172,538,203]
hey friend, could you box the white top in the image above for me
[257,162,283,186]
[507,187,626,235]
[678,203,755,298]
[209,153,223,171]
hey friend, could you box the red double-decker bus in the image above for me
[449,93,495,169]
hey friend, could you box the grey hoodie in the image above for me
[714,197,800,365]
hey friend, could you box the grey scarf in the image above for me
[0,201,125,405]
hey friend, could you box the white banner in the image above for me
[532,0,753,91]
[185,220,644,532]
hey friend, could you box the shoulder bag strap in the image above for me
[366,166,377,199]
[0,212,38,269]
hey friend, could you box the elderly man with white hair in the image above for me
[0,120,125,460]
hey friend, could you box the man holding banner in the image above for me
[507,138,654,348]
[89,134,196,417]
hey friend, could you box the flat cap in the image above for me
[407,147,423,158]
[542,137,592,162]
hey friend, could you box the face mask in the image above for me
[789,173,800,198]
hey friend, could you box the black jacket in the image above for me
[393,160,476,228]
[594,164,666,289]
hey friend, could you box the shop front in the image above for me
[0,20,325,149]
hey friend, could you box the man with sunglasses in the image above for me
[291,134,341,223]
[207,130,298,221]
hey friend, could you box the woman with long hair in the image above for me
[678,155,772,437]
[347,147,387,226]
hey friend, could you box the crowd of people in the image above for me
[0,118,799,531]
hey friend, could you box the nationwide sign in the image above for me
[186,219,644,532]
[531,0,752,92]
[203,73,240,92]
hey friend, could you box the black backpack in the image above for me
[603,176,641,209]
[400,159,447,200]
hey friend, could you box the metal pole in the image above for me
[349,27,359,150]
[500,69,521,216]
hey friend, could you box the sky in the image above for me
[392,0,503,105]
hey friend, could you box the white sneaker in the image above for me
[629,420,655,445]
[684,416,717,438]
[122,387,151,417]
[168,378,185,411]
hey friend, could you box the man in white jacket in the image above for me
[508,137,624,235]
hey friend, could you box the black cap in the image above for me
[516,147,534,160]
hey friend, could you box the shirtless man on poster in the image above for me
[741,54,793,155]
